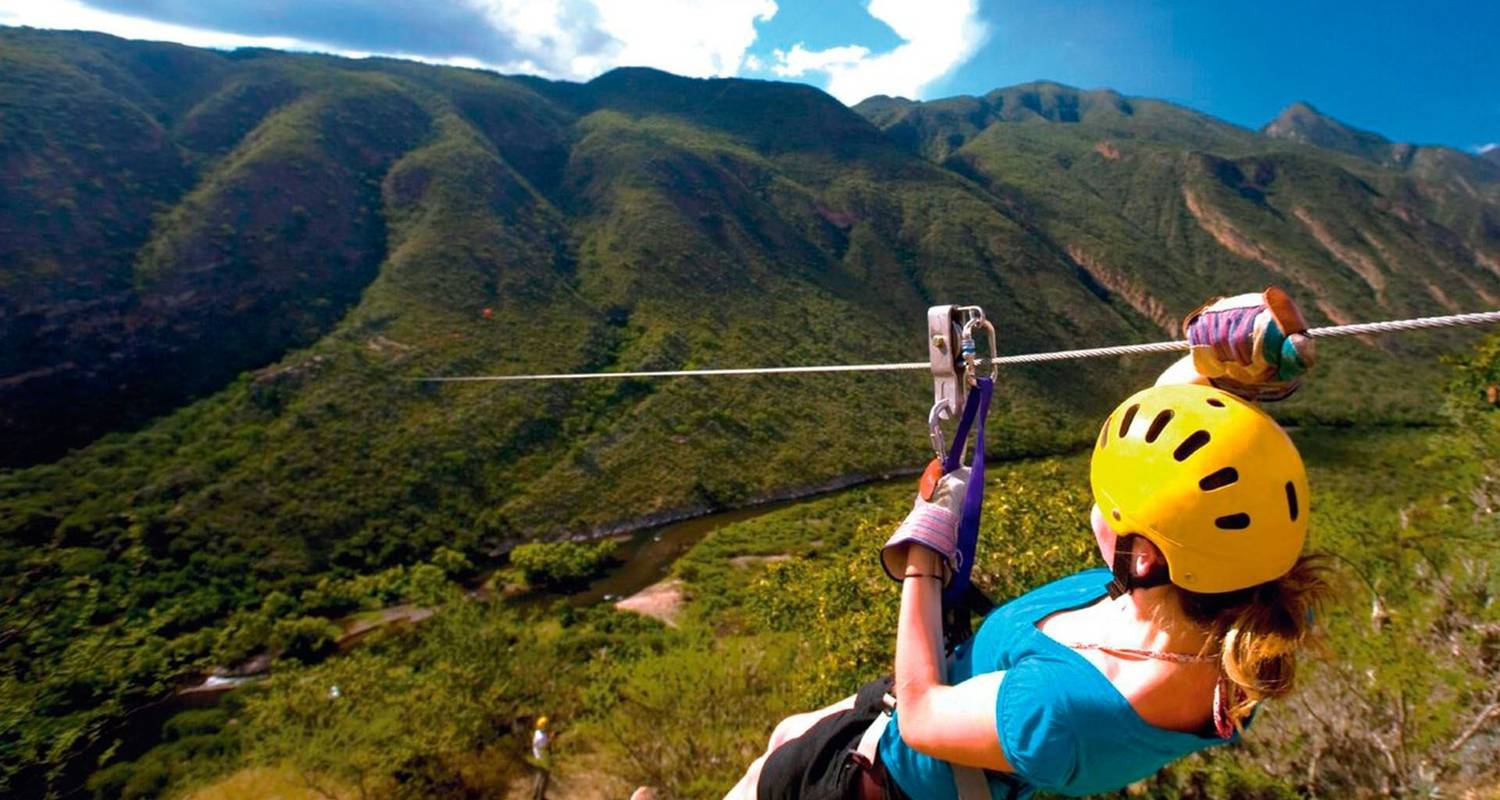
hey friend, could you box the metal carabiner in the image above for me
[953,306,999,385]
[970,317,999,381]
[928,399,952,461]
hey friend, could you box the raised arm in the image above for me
[893,544,1013,770]
[1155,355,1212,388]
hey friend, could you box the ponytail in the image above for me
[1178,553,1333,729]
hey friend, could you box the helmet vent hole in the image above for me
[1118,405,1139,438]
[1206,397,1226,408]
[1215,513,1251,530]
[1173,430,1212,461]
[1286,481,1299,521]
[1144,410,1174,443]
[1199,467,1239,491]
[1098,419,1110,450]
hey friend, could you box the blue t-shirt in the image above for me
[878,569,1235,799]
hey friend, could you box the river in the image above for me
[180,487,845,698]
[538,498,800,607]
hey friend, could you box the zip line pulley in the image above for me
[926,305,998,463]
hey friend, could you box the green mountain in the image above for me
[1261,100,1397,163]
[857,84,1500,333]
[1262,100,1500,193]
[3,28,1500,795]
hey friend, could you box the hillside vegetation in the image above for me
[82,335,1500,799]
[2,27,1499,797]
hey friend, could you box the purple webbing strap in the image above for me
[943,377,992,603]
[942,378,981,473]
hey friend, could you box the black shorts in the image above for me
[757,678,910,800]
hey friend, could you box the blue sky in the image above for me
[2,0,1494,152]
[940,1,1500,153]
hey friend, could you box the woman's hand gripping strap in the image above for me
[882,467,969,584]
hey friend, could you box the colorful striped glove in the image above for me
[881,467,969,584]
[1184,287,1316,402]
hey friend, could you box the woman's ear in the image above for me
[1132,537,1166,579]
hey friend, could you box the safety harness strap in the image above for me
[941,375,983,473]
[853,705,892,766]
[952,765,992,800]
[942,376,993,605]
[854,698,993,800]
[942,582,996,646]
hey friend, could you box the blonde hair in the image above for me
[1177,553,1333,729]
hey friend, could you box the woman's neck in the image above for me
[1094,584,1213,655]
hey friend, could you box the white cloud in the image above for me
[771,43,870,78]
[590,0,776,78]
[771,0,989,104]
[0,0,778,81]
[1476,143,1499,154]
[0,0,338,52]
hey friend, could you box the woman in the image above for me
[729,289,1331,800]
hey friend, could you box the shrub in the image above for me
[119,760,169,800]
[86,762,134,800]
[509,539,617,587]
[162,708,230,741]
[271,616,342,663]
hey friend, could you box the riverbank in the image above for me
[614,579,685,626]
[494,466,924,554]
[172,470,912,712]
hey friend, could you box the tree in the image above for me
[510,540,617,587]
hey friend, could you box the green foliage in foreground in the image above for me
[84,709,239,800]
[510,539,619,587]
[0,547,466,795]
[138,336,1498,798]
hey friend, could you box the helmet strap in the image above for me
[1106,535,1170,599]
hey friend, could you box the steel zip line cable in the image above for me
[418,309,1500,383]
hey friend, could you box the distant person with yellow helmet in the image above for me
[531,715,551,800]
[732,288,1331,800]
[532,715,550,761]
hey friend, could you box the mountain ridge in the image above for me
[1260,99,1500,190]
[1261,100,1395,162]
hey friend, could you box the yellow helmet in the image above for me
[536,716,549,730]
[1090,384,1308,594]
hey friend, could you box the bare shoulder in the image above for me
[1124,662,1217,734]
[1036,606,1216,735]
